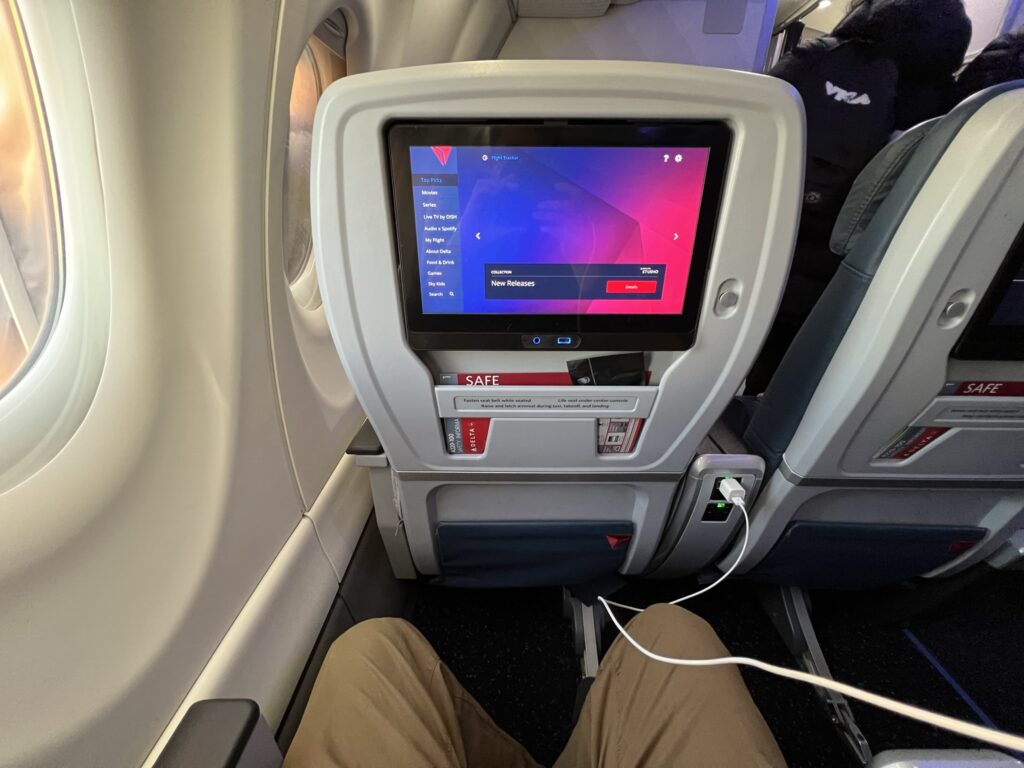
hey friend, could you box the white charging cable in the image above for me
[598,478,1024,754]
[603,477,750,614]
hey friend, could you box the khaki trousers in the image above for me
[285,603,786,768]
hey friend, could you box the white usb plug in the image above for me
[717,476,747,505]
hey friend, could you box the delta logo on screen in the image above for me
[430,146,453,166]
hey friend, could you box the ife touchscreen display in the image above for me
[387,122,730,350]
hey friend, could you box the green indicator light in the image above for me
[716,502,727,509]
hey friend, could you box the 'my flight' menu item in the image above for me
[409,144,710,316]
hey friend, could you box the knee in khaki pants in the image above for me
[287,608,786,768]
[554,603,786,768]
[286,618,540,768]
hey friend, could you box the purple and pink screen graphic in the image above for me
[409,144,710,315]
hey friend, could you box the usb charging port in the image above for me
[702,501,733,522]
[556,336,573,345]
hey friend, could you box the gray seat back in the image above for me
[730,82,1024,588]
[745,84,1023,470]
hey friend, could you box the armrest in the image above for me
[153,699,282,768]
[346,419,383,456]
[869,750,1023,767]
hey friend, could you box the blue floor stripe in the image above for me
[903,628,998,730]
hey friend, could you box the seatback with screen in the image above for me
[312,61,802,581]
[730,84,1024,590]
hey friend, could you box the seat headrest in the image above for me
[829,119,938,258]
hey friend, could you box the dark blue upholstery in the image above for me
[748,521,985,589]
[744,82,1024,475]
[436,520,633,588]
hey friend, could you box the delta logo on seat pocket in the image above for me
[825,80,872,105]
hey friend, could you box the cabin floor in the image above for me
[409,570,1024,767]
[813,569,1024,759]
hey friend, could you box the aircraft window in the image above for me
[0,0,61,394]
[284,37,345,308]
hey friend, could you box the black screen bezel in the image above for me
[952,225,1024,361]
[385,120,732,351]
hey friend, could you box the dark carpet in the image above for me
[813,570,1024,756]
[410,585,579,765]
[814,599,983,753]
[909,570,1024,739]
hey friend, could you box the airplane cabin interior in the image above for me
[1,1,1024,767]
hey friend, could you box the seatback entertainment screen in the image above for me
[388,122,730,350]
